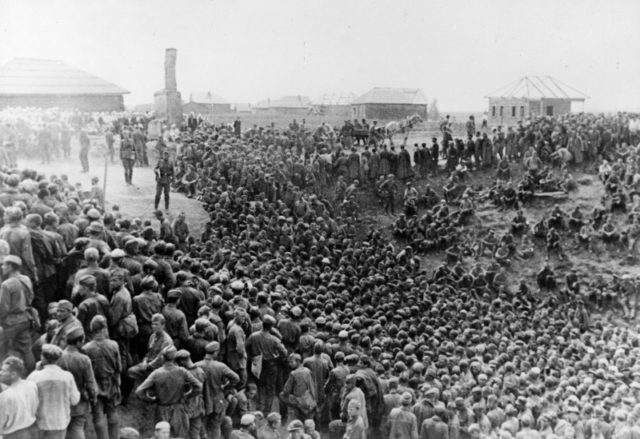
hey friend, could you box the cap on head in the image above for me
[240,414,256,426]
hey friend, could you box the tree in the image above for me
[428,99,440,121]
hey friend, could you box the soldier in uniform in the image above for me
[154,151,174,211]
[79,129,91,173]
[120,130,137,185]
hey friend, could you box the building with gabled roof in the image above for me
[351,87,428,120]
[486,76,588,125]
[255,95,312,116]
[0,58,128,111]
[183,91,231,114]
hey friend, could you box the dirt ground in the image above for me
[19,136,209,239]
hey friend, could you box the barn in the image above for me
[183,91,231,114]
[0,58,129,111]
[255,95,312,116]
[486,76,588,126]
[351,87,428,121]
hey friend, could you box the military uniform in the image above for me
[154,157,174,210]
[120,137,136,185]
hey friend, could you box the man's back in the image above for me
[28,364,80,431]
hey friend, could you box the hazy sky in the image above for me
[1,0,639,111]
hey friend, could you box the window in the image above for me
[511,106,516,117]
[492,106,496,117]
[520,106,525,117]
[499,106,504,116]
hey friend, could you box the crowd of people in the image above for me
[1,109,640,439]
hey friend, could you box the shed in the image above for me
[255,95,312,116]
[0,58,129,111]
[351,87,428,120]
[184,91,231,114]
[486,76,588,125]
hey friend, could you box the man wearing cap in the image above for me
[72,248,110,299]
[388,392,419,439]
[50,299,82,349]
[0,207,37,284]
[128,313,173,382]
[86,222,111,259]
[281,353,317,421]
[226,307,248,388]
[176,350,206,439]
[257,412,281,439]
[162,289,189,348]
[344,399,366,439]
[0,254,36,371]
[246,314,288,413]
[0,356,39,439]
[76,274,110,337]
[57,326,98,439]
[136,345,202,438]
[27,344,81,439]
[154,151,174,211]
[231,414,256,439]
[195,341,240,439]
[25,213,57,317]
[154,210,176,244]
[325,351,349,419]
[278,306,302,353]
[342,374,368,431]
[83,315,122,439]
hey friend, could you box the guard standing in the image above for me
[120,131,136,185]
[79,130,91,173]
[154,151,174,211]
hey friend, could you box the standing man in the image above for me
[135,346,203,438]
[132,126,148,167]
[120,130,137,185]
[57,327,98,439]
[0,255,36,371]
[226,308,248,388]
[27,344,81,439]
[196,341,240,439]
[154,151,174,211]
[79,129,91,173]
[233,118,242,138]
[0,356,40,439]
[83,315,122,439]
[105,128,115,163]
[0,207,37,285]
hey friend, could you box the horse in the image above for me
[385,113,424,146]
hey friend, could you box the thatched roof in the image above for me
[486,76,588,101]
[352,87,428,105]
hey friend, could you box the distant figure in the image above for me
[79,130,91,173]
[482,112,488,129]
[154,151,174,211]
[234,118,242,137]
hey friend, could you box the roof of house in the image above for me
[352,87,428,105]
[188,91,229,105]
[256,95,312,109]
[314,93,357,106]
[0,58,129,96]
[486,76,589,101]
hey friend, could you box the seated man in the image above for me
[559,169,577,193]
[420,185,440,210]
[477,229,499,257]
[500,182,518,210]
[533,218,548,240]
[568,207,584,231]
[393,214,409,236]
[576,220,595,252]
[511,210,528,235]
[496,157,511,181]
[601,217,620,245]
[519,235,535,259]
[598,160,612,183]
[548,205,565,230]
[546,226,563,258]
[517,178,534,204]
[459,193,475,221]
[494,242,511,266]
[537,262,556,290]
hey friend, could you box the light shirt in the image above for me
[0,379,39,435]
[27,364,80,431]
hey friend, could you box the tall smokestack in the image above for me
[165,48,177,91]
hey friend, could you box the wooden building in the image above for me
[486,76,588,126]
[255,95,312,116]
[183,91,231,114]
[351,87,428,121]
[0,58,128,111]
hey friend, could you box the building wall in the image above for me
[183,102,231,114]
[352,103,427,121]
[0,94,124,111]
[488,97,574,125]
[255,107,309,116]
